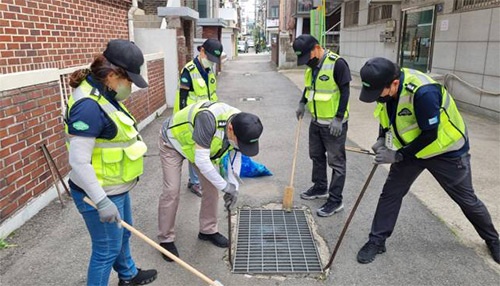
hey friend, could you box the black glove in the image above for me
[296,103,305,120]
[96,197,121,226]
[222,183,238,209]
[374,147,403,165]
[371,137,385,153]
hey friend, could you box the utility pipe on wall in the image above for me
[128,0,139,41]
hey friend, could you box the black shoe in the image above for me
[486,239,500,264]
[300,185,328,200]
[118,268,157,285]
[159,242,179,262]
[189,183,202,197]
[198,232,229,248]
[317,201,344,217]
[357,241,386,264]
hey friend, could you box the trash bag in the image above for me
[221,153,272,178]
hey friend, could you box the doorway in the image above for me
[399,7,435,73]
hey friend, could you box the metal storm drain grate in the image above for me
[232,209,322,274]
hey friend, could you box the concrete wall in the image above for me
[340,2,401,74]
[431,7,500,115]
[221,28,235,59]
[134,28,178,107]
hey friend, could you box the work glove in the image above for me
[296,103,305,120]
[374,147,403,165]
[222,183,238,210]
[96,197,122,226]
[329,117,343,137]
[371,137,386,153]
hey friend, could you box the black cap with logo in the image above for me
[359,57,399,103]
[197,38,223,64]
[103,39,148,88]
[292,34,319,66]
[231,112,263,157]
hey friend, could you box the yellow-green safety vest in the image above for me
[374,68,466,159]
[64,80,147,186]
[304,51,349,122]
[173,60,218,113]
[166,101,239,163]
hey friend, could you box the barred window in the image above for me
[454,0,500,11]
[344,0,360,27]
[368,5,393,24]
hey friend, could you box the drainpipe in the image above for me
[128,0,139,41]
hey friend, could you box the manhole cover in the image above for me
[232,209,322,274]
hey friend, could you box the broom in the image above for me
[282,117,302,212]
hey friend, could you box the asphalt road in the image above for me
[0,53,498,286]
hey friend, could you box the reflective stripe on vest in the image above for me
[64,80,147,186]
[166,101,240,163]
[374,69,466,159]
[304,51,349,122]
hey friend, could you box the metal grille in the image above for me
[233,209,322,274]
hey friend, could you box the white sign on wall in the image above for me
[440,20,449,31]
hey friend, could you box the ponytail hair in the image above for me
[68,54,129,88]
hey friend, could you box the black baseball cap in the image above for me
[231,112,263,157]
[103,39,148,88]
[197,38,223,64]
[292,34,319,65]
[359,57,399,103]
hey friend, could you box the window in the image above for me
[270,6,279,18]
[368,5,393,24]
[344,1,359,27]
[454,0,499,11]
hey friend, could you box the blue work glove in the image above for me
[296,103,305,120]
[329,117,343,137]
[96,197,122,226]
[371,137,386,153]
[374,147,403,165]
[222,183,238,210]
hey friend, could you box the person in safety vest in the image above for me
[356,57,499,265]
[173,38,223,198]
[65,39,157,285]
[292,34,351,217]
[157,101,263,262]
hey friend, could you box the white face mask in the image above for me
[115,82,132,101]
[201,57,214,69]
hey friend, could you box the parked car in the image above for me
[247,39,255,48]
[237,40,248,53]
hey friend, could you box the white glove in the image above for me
[222,183,238,209]
[96,197,121,226]
[371,137,385,153]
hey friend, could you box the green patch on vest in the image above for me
[405,83,417,93]
[187,64,195,71]
[181,77,189,83]
[319,75,330,81]
[210,78,215,84]
[328,54,338,60]
[72,121,89,131]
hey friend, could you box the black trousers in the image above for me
[369,153,499,245]
[308,120,347,204]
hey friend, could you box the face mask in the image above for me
[306,57,319,68]
[228,139,239,150]
[201,57,214,69]
[115,82,132,101]
[377,95,392,103]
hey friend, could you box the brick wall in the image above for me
[0,0,131,74]
[0,0,167,225]
[142,0,167,15]
[0,81,68,222]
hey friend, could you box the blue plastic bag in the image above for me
[221,153,273,178]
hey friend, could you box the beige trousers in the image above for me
[157,133,219,243]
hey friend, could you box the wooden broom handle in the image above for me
[289,117,302,187]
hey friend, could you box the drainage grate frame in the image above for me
[232,209,323,274]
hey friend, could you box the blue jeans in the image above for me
[71,189,138,286]
[188,163,200,185]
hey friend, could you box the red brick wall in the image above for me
[0,0,131,74]
[0,81,68,222]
